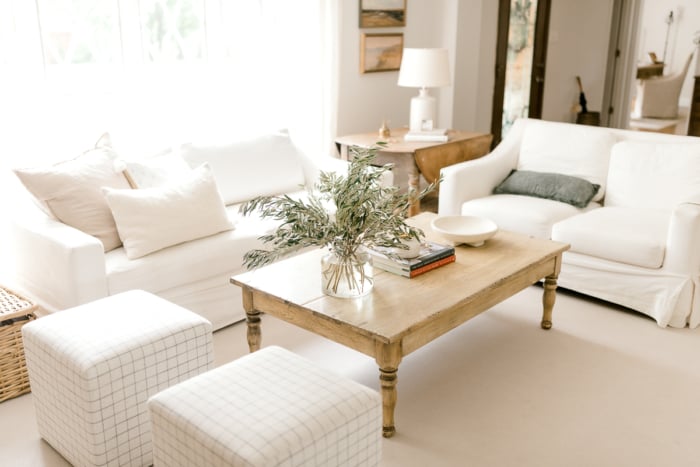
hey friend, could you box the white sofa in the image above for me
[439,118,700,328]
[10,131,349,330]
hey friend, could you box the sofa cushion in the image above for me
[518,120,616,201]
[103,164,235,259]
[179,131,306,205]
[494,170,600,208]
[104,202,293,295]
[605,141,700,209]
[460,194,597,239]
[13,146,130,252]
[552,207,670,268]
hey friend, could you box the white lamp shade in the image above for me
[398,48,451,88]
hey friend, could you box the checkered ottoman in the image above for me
[22,290,214,467]
[148,345,382,467]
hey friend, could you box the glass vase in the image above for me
[321,250,373,298]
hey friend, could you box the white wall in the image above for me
[336,0,497,137]
[637,0,700,108]
[542,0,615,123]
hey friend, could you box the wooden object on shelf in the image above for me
[0,287,37,403]
[335,129,493,216]
[636,63,664,80]
[688,76,700,137]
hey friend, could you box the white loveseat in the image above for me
[10,131,348,330]
[439,118,700,328]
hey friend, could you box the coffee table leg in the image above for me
[242,287,261,352]
[541,275,558,330]
[375,342,402,438]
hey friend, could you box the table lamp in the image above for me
[398,48,451,132]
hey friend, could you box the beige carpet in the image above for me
[2,285,699,467]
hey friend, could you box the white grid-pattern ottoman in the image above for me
[22,289,214,467]
[148,345,382,467]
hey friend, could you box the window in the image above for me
[0,0,338,165]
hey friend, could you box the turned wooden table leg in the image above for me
[408,160,421,217]
[541,275,558,330]
[375,342,402,438]
[242,287,261,352]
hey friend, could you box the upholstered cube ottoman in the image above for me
[148,345,382,467]
[22,289,214,467]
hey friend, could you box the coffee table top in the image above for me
[231,212,569,355]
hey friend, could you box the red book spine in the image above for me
[409,254,456,278]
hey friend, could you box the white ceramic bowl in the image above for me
[431,215,498,247]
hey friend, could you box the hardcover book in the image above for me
[369,241,456,277]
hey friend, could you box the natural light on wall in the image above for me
[0,0,339,280]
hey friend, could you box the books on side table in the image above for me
[404,129,449,142]
[369,241,456,278]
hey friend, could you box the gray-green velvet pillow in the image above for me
[493,170,600,208]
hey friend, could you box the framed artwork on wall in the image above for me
[360,33,404,73]
[359,0,406,28]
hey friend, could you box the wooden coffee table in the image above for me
[231,212,569,437]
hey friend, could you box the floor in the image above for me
[2,285,700,467]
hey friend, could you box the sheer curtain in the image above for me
[0,0,340,280]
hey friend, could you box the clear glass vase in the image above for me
[321,249,373,298]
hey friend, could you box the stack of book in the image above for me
[368,241,456,278]
[403,129,449,142]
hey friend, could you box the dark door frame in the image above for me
[491,0,552,145]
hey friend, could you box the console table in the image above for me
[335,129,492,216]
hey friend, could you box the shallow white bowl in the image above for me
[431,215,498,247]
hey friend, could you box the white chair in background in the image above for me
[632,52,693,119]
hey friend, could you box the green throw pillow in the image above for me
[493,170,600,208]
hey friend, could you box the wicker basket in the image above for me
[0,287,37,402]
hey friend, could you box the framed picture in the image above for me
[360,33,403,73]
[359,0,406,28]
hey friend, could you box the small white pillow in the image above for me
[122,151,193,189]
[103,163,235,259]
[13,146,130,251]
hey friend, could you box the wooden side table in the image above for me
[335,129,492,216]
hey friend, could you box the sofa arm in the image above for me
[664,202,700,274]
[10,210,109,312]
[438,120,525,216]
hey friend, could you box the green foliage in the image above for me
[240,145,439,269]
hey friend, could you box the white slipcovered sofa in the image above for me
[10,131,349,330]
[439,118,700,328]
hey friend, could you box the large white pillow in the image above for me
[178,131,306,205]
[13,146,130,251]
[103,163,235,259]
[605,141,700,209]
[518,120,617,201]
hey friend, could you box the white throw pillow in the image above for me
[518,120,617,201]
[178,131,306,205]
[13,146,130,251]
[122,151,193,189]
[103,163,235,259]
[605,141,700,209]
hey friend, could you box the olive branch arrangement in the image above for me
[240,144,439,272]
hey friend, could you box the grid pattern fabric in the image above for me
[148,345,382,467]
[22,289,214,467]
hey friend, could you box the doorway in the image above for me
[491,0,552,144]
